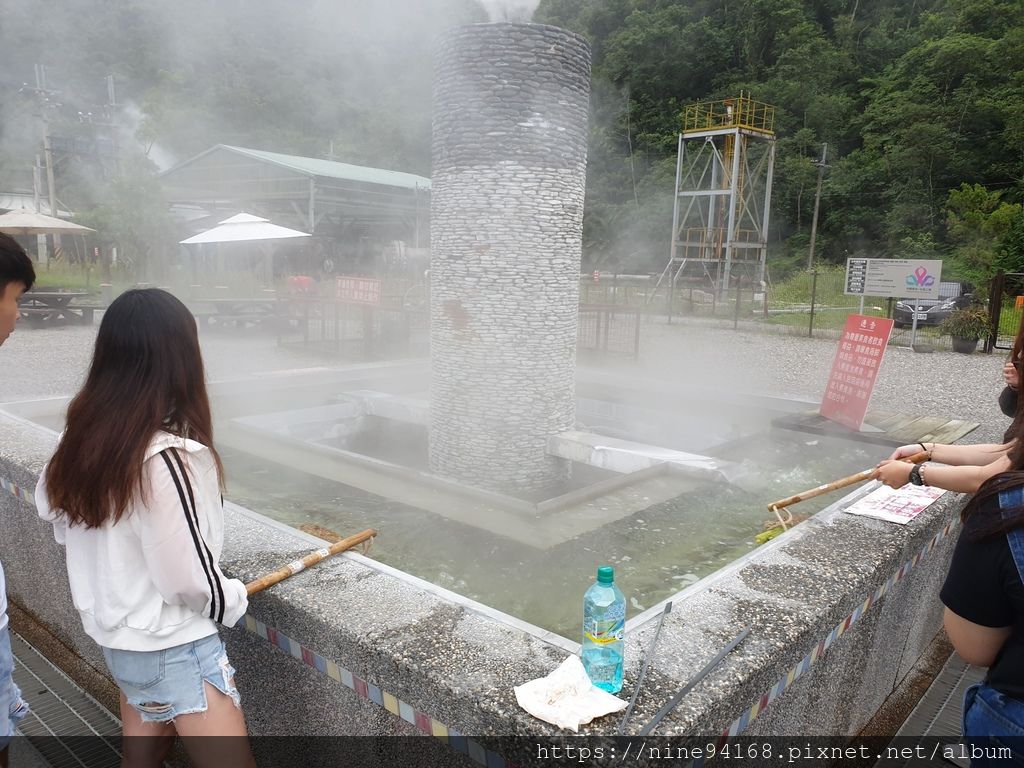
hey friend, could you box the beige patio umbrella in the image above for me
[0,208,95,235]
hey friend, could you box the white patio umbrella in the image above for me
[179,212,310,244]
[180,213,310,286]
[0,208,95,235]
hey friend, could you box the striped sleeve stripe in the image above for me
[168,449,226,624]
[159,450,224,623]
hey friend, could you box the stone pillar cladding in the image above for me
[429,23,591,494]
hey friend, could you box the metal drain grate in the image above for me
[874,655,985,768]
[10,631,122,768]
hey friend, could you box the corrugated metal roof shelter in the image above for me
[159,144,430,247]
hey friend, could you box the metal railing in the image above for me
[578,304,641,358]
[682,93,776,135]
[277,298,428,358]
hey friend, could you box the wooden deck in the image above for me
[774,409,979,447]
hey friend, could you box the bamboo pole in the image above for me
[767,451,929,512]
[245,528,377,596]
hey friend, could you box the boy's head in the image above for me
[0,233,36,347]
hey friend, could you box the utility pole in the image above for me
[35,64,61,265]
[806,142,828,270]
[104,74,120,177]
[32,155,41,212]
[33,154,46,262]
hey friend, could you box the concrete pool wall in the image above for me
[0,406,961,751]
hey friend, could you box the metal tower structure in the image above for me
[655,93,776,299]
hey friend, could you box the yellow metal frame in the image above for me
[682,93,775,136]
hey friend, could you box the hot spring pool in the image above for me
[9,365,884,639]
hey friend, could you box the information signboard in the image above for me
[843,258,942,300]
[819,314,895,430]
[335,276,382,305]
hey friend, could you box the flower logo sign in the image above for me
[906,267,936,289]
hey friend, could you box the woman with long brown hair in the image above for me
[998,312,1024,443]
[35,289,254,768]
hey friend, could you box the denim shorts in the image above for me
[963,682,1024,765]
[0,626,29,750]
[102,633,241,723]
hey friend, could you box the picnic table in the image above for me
[189,298,284,331]
[18,291,96,327]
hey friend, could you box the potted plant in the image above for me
[938,306,991,354]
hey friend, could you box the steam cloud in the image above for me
[477,0,541,21]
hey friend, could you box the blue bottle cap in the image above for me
[597,565,614,584]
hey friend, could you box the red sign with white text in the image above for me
[335,276,382,305]
[819,314,894,430]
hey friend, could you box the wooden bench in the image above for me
[70,304,98,324]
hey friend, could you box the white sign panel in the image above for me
[844,258,942,299]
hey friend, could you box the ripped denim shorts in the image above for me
[0,625,30,749]
[102,633,240,723]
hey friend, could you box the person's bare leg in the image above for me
[118,692,176,768]
[175,682,255,768]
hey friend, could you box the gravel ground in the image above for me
[630,317,1008,445]
[0,314,1010,446]
[0,322,332,405]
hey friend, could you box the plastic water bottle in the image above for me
[582,565,625,693]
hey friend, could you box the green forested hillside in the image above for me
[0,0,1020,280]
[536,0,1024,279]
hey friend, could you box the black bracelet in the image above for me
[918,442,929,454]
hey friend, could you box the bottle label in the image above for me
[584,602,625,645]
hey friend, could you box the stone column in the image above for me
[429,22,591,495]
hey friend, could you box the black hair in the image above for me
[0,233,36,291]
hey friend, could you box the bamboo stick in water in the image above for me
[766,451,930,512]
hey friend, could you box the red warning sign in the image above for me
[819,314,894,430]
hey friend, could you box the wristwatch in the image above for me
[909,464,925,486]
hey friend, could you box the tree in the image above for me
[944,183,1023,284]
[74,154,178,283]
[995,215,1024,274]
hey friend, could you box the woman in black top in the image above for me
[998,316,1024,442]
[941,463,1024,763]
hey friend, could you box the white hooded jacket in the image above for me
[36,431,248,651]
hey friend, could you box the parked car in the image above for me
[893,281,975,328]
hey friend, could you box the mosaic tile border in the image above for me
[0,474,958,750]
[720,518,958,740]
[240,615,517,765]
[0,477,33,504]
[0,475,516,766]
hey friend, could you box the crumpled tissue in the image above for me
[514,655,627,731]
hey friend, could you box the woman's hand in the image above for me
[874,459,912,488]
[887,444,923,461]
[1004,361,1020,390]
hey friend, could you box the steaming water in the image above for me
[220,430,877,639]
[24,395,881,639]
